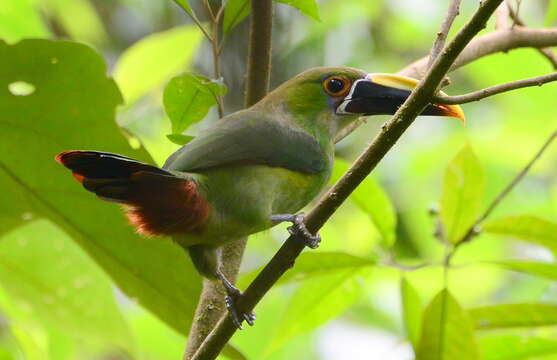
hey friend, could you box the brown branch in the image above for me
[429,0,462,67]
[184,1,273,359]
[495,2,510,29]
[506,1,557,69]
[433,71,557,104]
[190,1,504,359]
[399,26,557,78]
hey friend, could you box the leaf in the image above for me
[493,260,557,282]
[483,215,557,254]
[416,289,480,360]
[277,0,321,21]
[479,335,557,360]
[440,145,484,244]
[469,304,557,329]
[222,0,320,34]
[0,220,133,350]
[0,0,50,43]
[114,25,204,105]
[163,73,227,134]
[401,277,422,351]
[173,0,194,16]
[223,0,250,34]
[237,251,375,288]
[332,158,397,247]
[0,39,201,335]
[268,268,364,352]
[167,134,195,146]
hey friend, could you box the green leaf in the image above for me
[0,39,201,335]
[237,251,375,288]
[268,268,365,352]
[114,25,204,105]
[0,0,50,43]
[0,220,133,350]
[167,134,195,146]
[469,304,557,329]
[401,277,422,351]
[416,289,480,360]
[493,260,557,282]
[332,158,397,247]
[483,215,557,254]
[163,73,227,134]
[479,335,557,360]
[223,0,250,34]
[173,0,194,16]
[440,145,484,244]
[277,0,321,21]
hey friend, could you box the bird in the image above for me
[56,66,464,328]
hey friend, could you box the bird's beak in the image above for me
[336,73,465,122]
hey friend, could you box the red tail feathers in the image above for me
[56,150,210,236]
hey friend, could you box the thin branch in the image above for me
[429,0,462,67]
[495,2,510,29]
[190,1,504,359]
[506,1,557,69]
[399,26,557,78]
[433,71,557,104]
[172,0,213,41]
[460,129,557,246]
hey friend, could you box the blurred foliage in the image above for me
[1,0,557,359]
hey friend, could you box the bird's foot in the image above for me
[270,213,321,249]
[216,270,256,330]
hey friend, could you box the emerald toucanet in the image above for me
[56,66,464,327]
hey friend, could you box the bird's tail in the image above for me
[55,150,209,236]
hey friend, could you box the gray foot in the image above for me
[270,213,321,249]
[216,270,256,329]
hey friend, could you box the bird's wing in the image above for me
[163,111,328,174]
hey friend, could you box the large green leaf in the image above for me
[494,260,557,282]
[440,145,484,244]
[0,39,201,334]
[484,215,557,254]
[479,335,557,360]
[469,304,557,329]
[267,268,365,352]
[332,158,397,247]
[401,277,422,351]
[164,73,227,135]
[114,25,203,105]
[416,289,480,360]
[237,251,375,288]
[0,220,133,351]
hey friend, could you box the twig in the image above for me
[429,0,462,68]
[172,0,212,41]
[399,26,557,78]
[495,2,510,29]
[190,1,504,359]
[506,1,557,69]
[455,129,557,249]
[433,71,557,104]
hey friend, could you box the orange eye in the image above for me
[322,75,351,97]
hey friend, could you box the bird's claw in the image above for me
[271,213,321,249]
[224,291,256,330]
[217,270,256,329]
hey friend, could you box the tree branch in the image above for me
[184,1,273,359]
[433,71,557,104]
[400,26,557,78]
[429,0,462,67]
[190,1,504,359]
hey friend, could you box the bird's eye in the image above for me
[323,75,351,97]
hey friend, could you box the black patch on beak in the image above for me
[339,80,449,116]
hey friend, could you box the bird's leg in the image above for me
[216,269,256,329]
[270,213,321,249]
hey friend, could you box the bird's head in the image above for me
[259,66,464,143]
